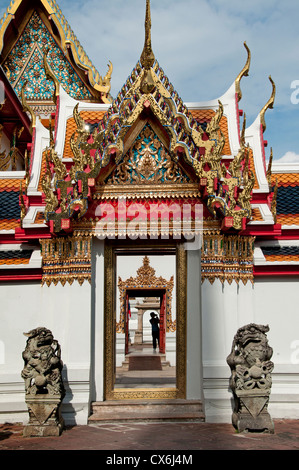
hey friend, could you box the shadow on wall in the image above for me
[61,365,76,425]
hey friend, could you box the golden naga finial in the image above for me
[19,182,26,223]
[140,0,156,94]
[271,177,278,224]
[235,42,251,102]
[266,147,273,188]
[43,48,60,105]
[260,75,276,133]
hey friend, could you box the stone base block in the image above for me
[23,421,64,437]
[232,391,274,434]
[23,395,64,438]
[232,410,274,434]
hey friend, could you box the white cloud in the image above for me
[276,152,299,164]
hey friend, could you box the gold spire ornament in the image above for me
[235,42,251,102]
[140,0,156,94]
[260,75,276,133]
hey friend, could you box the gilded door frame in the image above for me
[104,240,187,400]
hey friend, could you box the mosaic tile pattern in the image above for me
[106,124,191,185]
[271,173,299,225]
[4,11,92,102]
[0,180,21,230]
[262,246,299,262]
[0,191,20,219]
[0,250,32,265]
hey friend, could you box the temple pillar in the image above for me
[186,247,203,400]
[134,307,144,344]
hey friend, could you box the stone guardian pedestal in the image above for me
[23,396,64,437]
[21,327,65,438]
[232,389,274,433]
[227,323,274,434]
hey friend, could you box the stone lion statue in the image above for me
[21,327,65,398]
[227,323,274,391]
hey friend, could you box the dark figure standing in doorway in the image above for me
[150,312,160,350]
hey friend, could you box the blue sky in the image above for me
[1,0,299,162]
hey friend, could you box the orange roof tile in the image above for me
[34,211,45,224]
[0,257,30,265]
[271,173,299,187]
[276,214,299,226]
[264,254,299,262]
[251,207,264,221]
[0,179,22,192]
[0,218,20,230]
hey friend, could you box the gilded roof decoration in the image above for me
[4,12,93,104]
[235,42,251,102]
[0,2,113,106]
[41,0,257,233]
[260,76,276,133]
[105,124,192,186]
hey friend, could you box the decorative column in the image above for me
[227,323,274,433]
[134,306,144,345]
[21,328,65,437]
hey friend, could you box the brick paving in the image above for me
[0,419,298,451]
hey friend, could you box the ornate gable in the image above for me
[101,122,199,201]
[0,0,113,116]
[4,12,94,106]
[106,123,191,186]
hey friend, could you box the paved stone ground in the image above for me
[0,419,298,452]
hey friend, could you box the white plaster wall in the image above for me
[0,281,92,425]
[202,278,299,423]
[253,278,299,420]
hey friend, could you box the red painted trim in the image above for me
[0,268,42,281]
[14,227,51,240]
[250,193,272,204]
[0,71,31,135]
[276,230,299,240]
[0,274,42,281]
[260,123,267,174]
[26,196,45,206]
[241,224,282,237]
[254,265,299,277]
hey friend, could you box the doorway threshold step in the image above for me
[88,399,205,423]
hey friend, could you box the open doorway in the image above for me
[115,291,176,389]
[115,255,176,389]
[103,242,187,400]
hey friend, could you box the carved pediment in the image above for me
[106,124,190,186]
[99,123,200,200]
